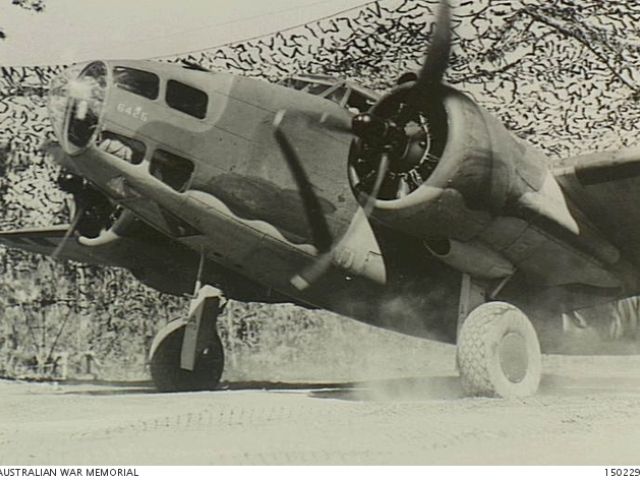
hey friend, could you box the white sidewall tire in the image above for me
[457,302,541,398]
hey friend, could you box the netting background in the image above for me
[1,0,639,380]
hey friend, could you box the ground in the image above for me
[2,348,640,465]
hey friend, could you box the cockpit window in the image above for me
[166,80,208,119]
[280,75,377,113]
[323,85,349,106]
[150,149,194,192]
[281,77,334,96]
[113,67,159,100]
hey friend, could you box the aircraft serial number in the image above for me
[116,103,148,122]
[605,468,640,477]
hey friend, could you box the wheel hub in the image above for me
[498,332,528,383]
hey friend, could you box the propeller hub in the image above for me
[352,113,384,140]
[351,113,406,149]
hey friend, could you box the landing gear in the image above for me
[455,274,542,398]
[149,285,225,392]
[457,302,541,398]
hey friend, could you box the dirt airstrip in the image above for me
[2,348,640,465]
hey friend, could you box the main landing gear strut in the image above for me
[455,274,542,398]
[149,285,225,392]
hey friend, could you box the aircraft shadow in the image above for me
[55,379,359,397]
[55,379,156,396]
[34,373,640,399]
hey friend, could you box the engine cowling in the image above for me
[348,85,550,240]
[57,167,201,295]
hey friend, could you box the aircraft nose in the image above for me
[47,61,108,154]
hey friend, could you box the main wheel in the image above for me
[149,325,224,392]
[457,302,541,398]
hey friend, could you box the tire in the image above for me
[457,302,541,398]
[149,325,224,393]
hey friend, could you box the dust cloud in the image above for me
[220,302,456,386]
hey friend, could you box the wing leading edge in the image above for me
[0,226,117,265]
[555,147,640,269]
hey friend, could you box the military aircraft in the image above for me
[1,1,637,397]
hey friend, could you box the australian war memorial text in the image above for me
[0,469,139,478]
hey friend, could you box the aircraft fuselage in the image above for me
[47,59,638,347]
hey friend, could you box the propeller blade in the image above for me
[50,206,85,260]
[273,110,334,253]
[291,252,333,291]
[291,153,390,290]
[373,0,451,128]
[360,152,390,218]
[416,0,451,90]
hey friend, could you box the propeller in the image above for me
[345,0,451,202]
[320,0,451,135]
[51,168,111,257]
[274,0,452,290]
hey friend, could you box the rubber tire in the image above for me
[149,325,224,393]
[457,302,541,398]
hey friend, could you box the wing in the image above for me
[0,225,119,265]
[555,147,640,268]
[0,223,201,295]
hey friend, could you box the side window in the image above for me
[113,67,159,100]
[97,131,145,165]
[150,149,194,192]
[166,80,208,119]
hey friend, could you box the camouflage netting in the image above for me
[1,0,640,380]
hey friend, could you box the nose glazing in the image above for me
[47,61,108,154]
